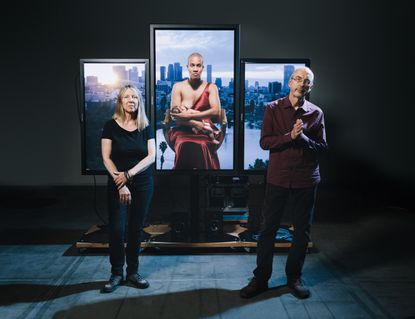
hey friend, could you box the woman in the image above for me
[101,84,155,293]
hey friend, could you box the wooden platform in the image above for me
[75,224,313,250]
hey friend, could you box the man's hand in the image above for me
[171,108,192,120]
[291,119,303,140]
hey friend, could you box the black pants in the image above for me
[253,183,317,282]
[107,178,153,276]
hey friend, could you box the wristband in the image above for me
[124,171,131,183]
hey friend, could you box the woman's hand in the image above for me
[118,185,131,205]
[113,171,128,189]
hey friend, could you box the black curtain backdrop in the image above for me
[1,0,412,209]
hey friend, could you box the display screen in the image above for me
[80,59,149,174]
[150,25,239,171]
[241,59,310,171]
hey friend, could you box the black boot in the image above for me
[287,278,310,299]
[240,277,268,298]
[102,275,123,293]
[126,273,149,289]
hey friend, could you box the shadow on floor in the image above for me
[0,282,107,306]
[0,229,87,245]
[1,281,291,307]
[50,287,291,319]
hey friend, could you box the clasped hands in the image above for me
[113,171,131,205]
[291,119,304,140]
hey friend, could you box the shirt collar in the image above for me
[281,96,310,112]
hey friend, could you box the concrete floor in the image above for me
[0,186,414,319]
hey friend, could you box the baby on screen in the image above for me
[171,105,220,145]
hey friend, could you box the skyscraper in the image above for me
[174,62,182,82]
[86,75,98,86]
[167,64,174,82]
[129,67,139,83]
[269,81,282,94]
[138,71,144,83]
[215,78,222,88]
[113,65,128,81]
[160,66,166,81]
[283,65,295,91]
[207,64,212,83]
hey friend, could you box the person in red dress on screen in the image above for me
[167,52,222,169]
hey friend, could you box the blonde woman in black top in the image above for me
[101,84,155,293]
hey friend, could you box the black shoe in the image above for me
[102,275,123,293]
[240,277,268,298]
[287,278,310,299]
[126,273,149,289]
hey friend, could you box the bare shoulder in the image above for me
[208,82,219,92]
[173,80,188,90]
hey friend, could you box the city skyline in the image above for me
[84,63,146,85]
[245,63,306,87]
[157,62,232,86]
[155,29,234,83]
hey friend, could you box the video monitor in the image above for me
[150,24,240,172]
[79,59,149,174]
[241,58,310,171]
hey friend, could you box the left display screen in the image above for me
[80,59,149,175]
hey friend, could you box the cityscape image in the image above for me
[243,62,307,170]
[153,29,236,170]
[82,62,147,173]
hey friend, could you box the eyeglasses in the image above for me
[291,76,312,85]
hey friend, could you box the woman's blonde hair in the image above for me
[113,84,149,131]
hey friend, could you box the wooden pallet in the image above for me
[75,224,313,250]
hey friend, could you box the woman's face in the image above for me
[121,88,139,114]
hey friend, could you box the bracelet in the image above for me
[124,171,132,182]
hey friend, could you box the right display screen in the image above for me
[241,59,310,171]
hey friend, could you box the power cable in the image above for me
[75,70,107,225]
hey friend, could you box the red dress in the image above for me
[168,83,220,169]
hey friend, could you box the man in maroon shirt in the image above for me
[240,67,328,299]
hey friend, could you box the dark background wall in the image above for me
[1,1,412,208]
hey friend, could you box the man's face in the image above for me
[187,56,204,80]
[288,70,313,99]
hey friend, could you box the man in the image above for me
[240,67,328,299]
[167,52,222,169]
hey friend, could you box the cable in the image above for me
[93,175,107,225]
[75,71,107,225]
[74,71,82,126]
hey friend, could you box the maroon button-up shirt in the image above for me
[260,96,328,188]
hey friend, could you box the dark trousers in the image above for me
[107,179,153,276]
[253,183,317,282]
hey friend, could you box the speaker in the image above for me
[169,211,190,242]
[208,186,225,207]
[230,186,248,207]
[204,209,223,240]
